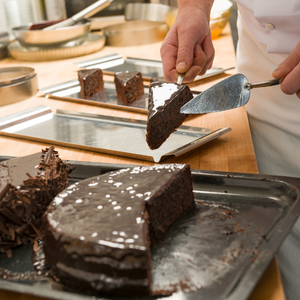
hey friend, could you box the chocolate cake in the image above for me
[114,71,144,104]
[43,163,194,296]
[0,147,73,257]
[146,82,193,150]
[78,68,104,99]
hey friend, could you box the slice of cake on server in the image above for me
[146,82,193,150]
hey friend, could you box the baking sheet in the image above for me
[75,53,235,82]
[40,80,200,114]
[0,158,300,300]
[0,105,231,163]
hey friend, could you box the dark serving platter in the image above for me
[0,156,299,300]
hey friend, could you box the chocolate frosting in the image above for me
[78,69,100,81]
[47,164,187,251]
[148,82,186,119]
[114,71,141,85]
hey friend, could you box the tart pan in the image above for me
[0,67,38,106]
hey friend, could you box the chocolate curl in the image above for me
[44,146,55,165]
[8,228,15,241]
[33,240,39,253]
[30,223,43,240]
[0,207,23,226]
[5,249,12,258]
[0,183,11,202]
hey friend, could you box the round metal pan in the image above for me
[103,20,168,47]
[0,67,36,87]
[11,20,91,48]
[0,67,38,106]
[125,3,176,22]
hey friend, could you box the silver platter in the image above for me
[0,105,231,162]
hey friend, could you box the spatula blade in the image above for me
[180,74,250,114]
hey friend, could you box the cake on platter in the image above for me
[114,71,144,104]
[78,68,104,99]
[43,163,194,296]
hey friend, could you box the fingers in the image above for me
[184,44,207,82]
[272,41,300,98]
[182,36,215,82]
[280,63,300,96]
[273,41,300,78]
[201,35,215,73]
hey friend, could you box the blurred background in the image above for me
[0,0,237,50]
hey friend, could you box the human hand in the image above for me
[160,2,215,83]
[272,41,300,98]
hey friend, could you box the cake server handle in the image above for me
[177,73,186,85]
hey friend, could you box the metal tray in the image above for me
[75,53,235,82]
[0,105,231,163]
[40,80,200,114]
[0,158,300,300]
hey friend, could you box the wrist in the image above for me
[177,0,214,19]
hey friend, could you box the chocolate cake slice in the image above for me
[146,82,193,150]
[78,68,104,99]
[114,71,144,104]
[43,163,194,296]
[0,147,73,257]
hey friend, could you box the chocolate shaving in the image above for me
[0,146,74,255]
[6,249,12,258]
[0,183,11,201]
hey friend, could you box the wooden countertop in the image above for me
[0,24,285,300]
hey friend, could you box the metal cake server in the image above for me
[180,73,282,114]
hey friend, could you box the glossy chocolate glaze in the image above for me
[148,82,186,119]
[114,71,141,86]
[46,164,188,250]
[77,69,100,81]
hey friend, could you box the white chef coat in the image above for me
[236,0,300,54]
[232,2,300,300]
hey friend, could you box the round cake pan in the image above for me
[11,20,91,48]
[103,20,168,47]
[125,3,176,22]
[0,67,38,106]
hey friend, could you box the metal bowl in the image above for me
[11,20,91,48]
[103,20,168,47]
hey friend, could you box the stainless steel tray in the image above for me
[0,105,231,163]
[0,158,300,300]
[40,80,200,114]
[75,53,235,82]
